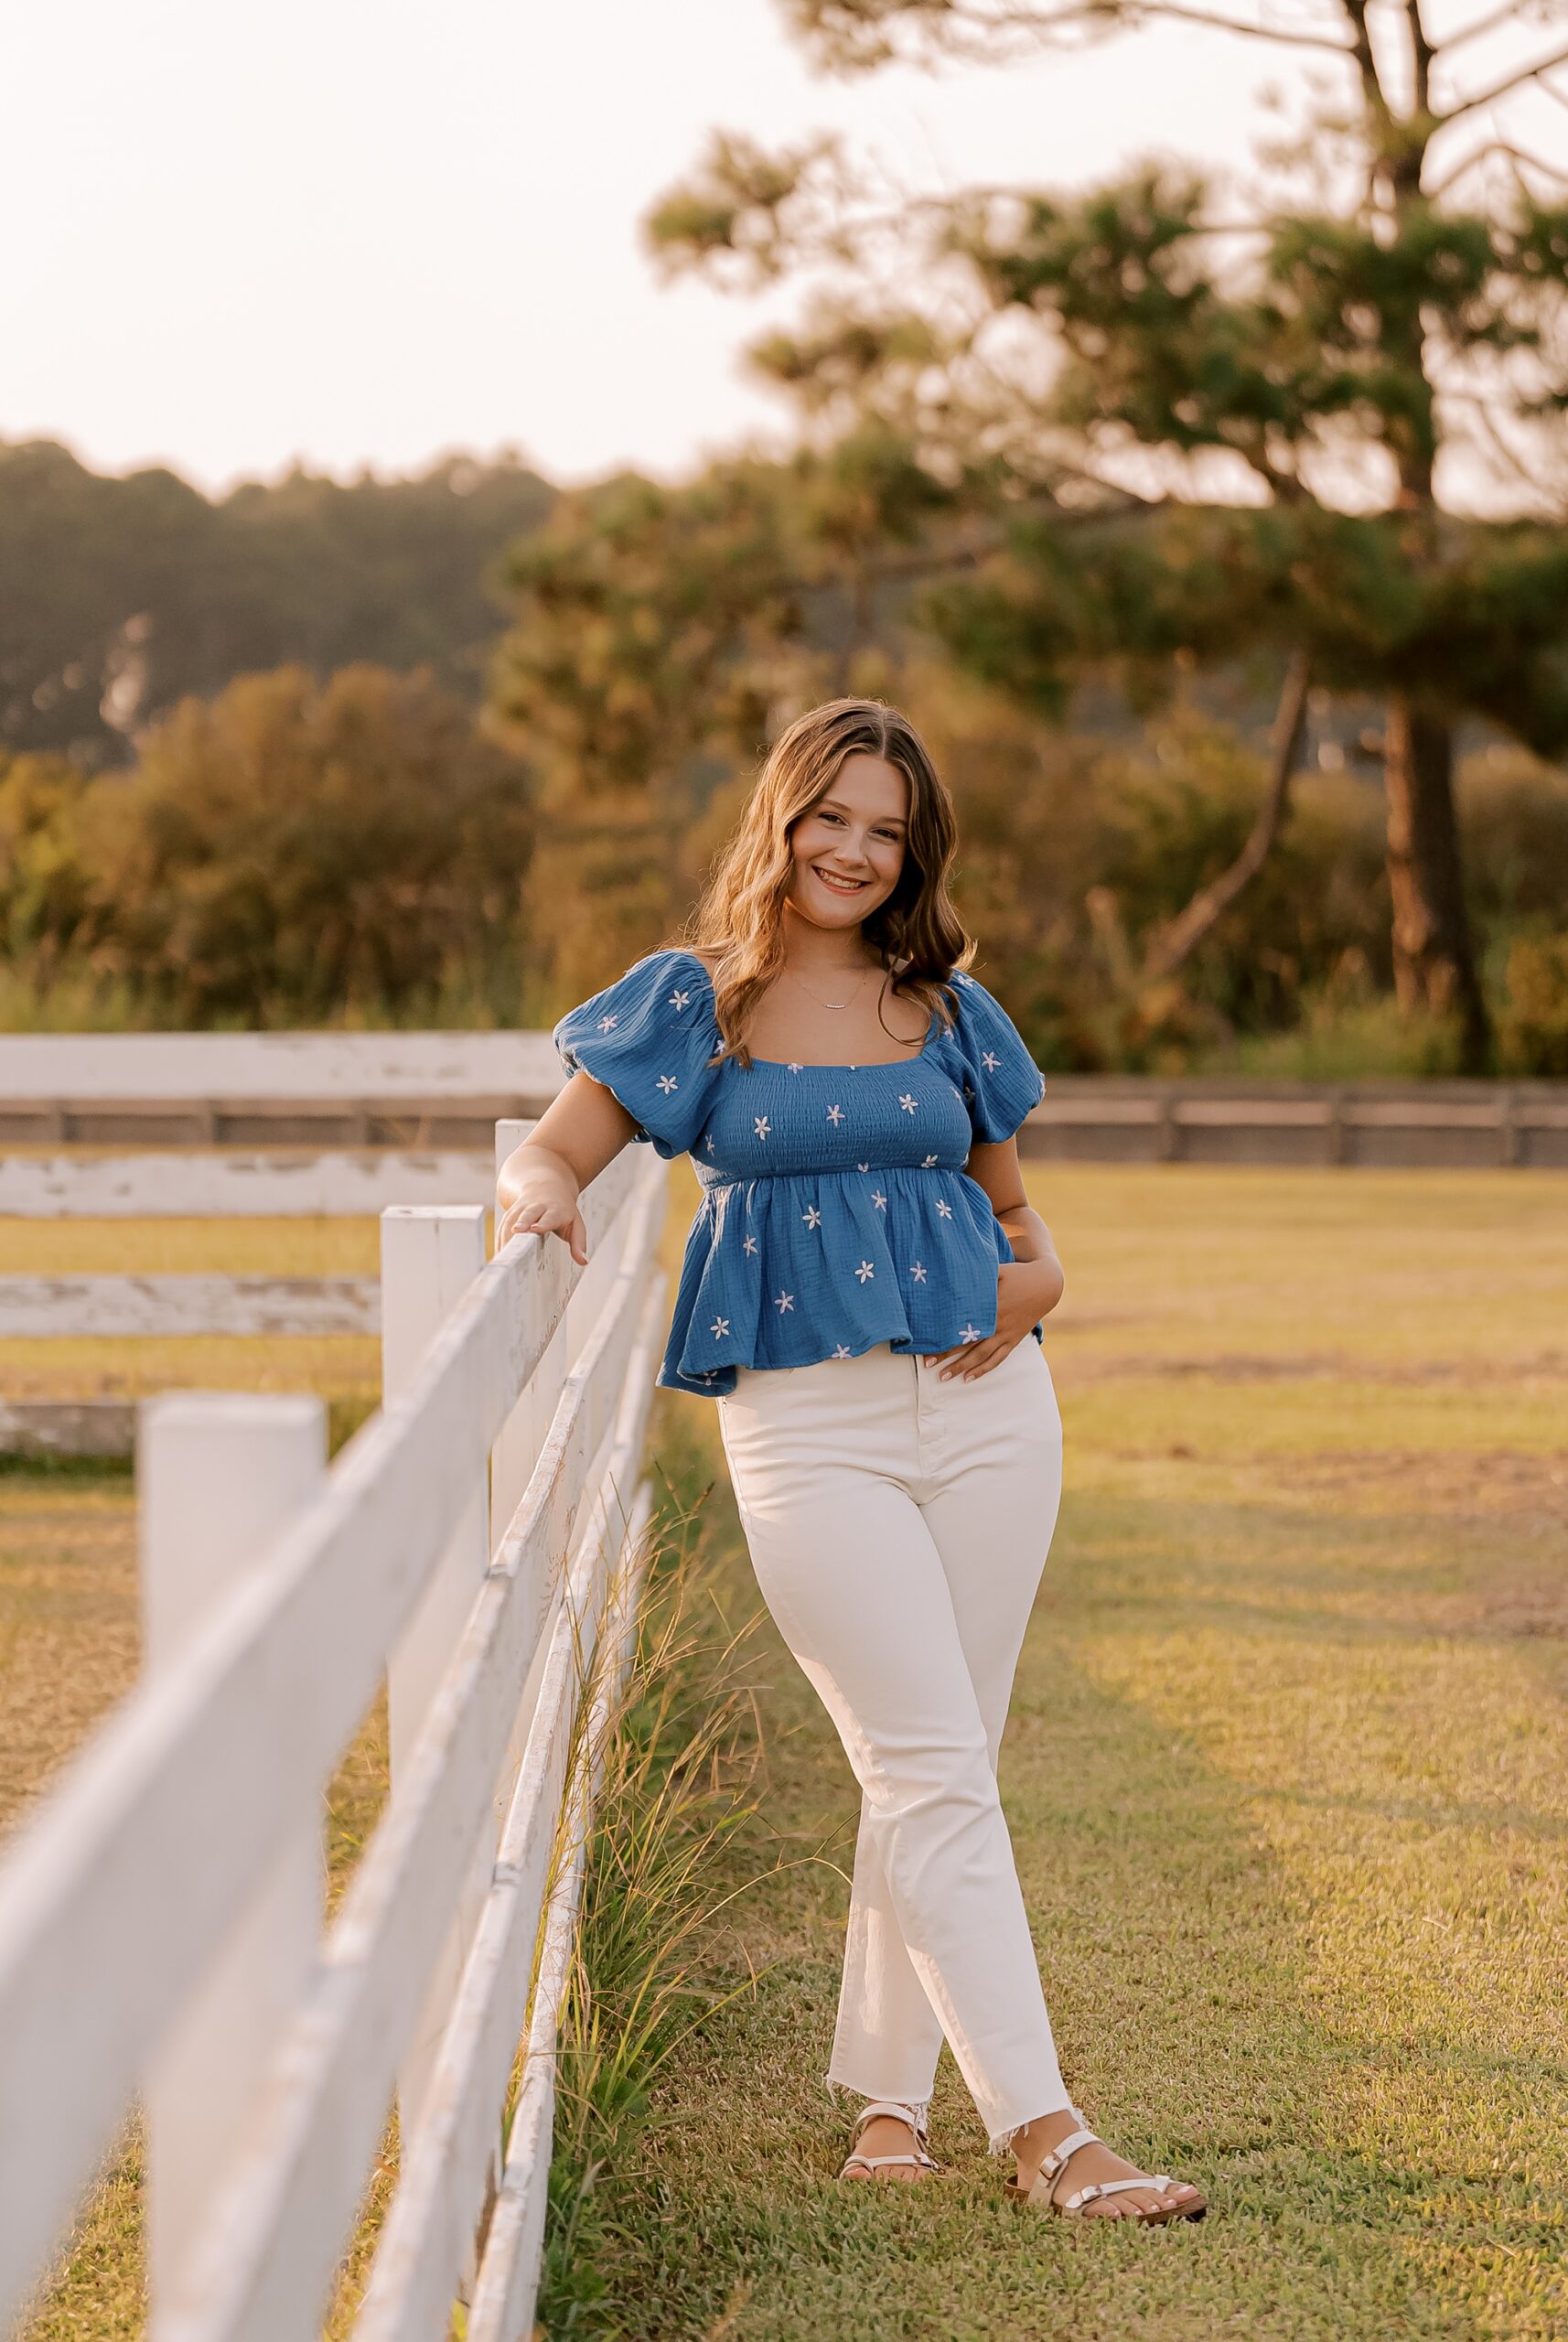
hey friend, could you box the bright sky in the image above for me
[5,0,1554,495]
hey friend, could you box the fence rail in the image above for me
[0,1125,671,2342]
[0,1274,381,1338]
[1030,1080,1568,1167]
[0,1149,499,1217]
[5,1070,1565,1170]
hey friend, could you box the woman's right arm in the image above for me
[495,1073,640,1264]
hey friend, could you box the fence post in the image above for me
[379,1204,494,2210]
[138,1391,327,2326]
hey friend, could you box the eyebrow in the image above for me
[820,797,908,830]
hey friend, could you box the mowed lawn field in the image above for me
[3,1165,1565,2339]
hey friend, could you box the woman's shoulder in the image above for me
[625,941,718,983]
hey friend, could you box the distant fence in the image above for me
[0,1123,670,2341]
[2,1032,1563,1165]
[1032,1078,1568,1168]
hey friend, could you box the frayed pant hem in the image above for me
[987,2098,1082,2157]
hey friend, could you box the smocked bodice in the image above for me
[553,947,1047,1397]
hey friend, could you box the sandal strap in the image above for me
[1037,2126,1101,2182]
[1059,2173,1176,2210]
[845,2099,940,2175]
[852,2098,929,2143]
[843,2151,935,2173]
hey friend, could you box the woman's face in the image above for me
[785,753,909,937]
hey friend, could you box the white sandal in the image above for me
[838,2098,941,2182]
[1004,2112,1207,2223]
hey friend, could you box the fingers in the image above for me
[496,1201,589,1262]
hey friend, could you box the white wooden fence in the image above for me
[0,1123,671,2341]
[0,1153,505,1349]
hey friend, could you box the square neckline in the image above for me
[668,947,941,1073]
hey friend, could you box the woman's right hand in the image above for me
[495,1077,641,1269]
[497,1151,589,1265]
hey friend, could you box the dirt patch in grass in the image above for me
[1283,1445,1568,1520]
[1059,1349,1568,1387]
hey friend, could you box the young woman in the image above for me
[497,698,1206,2225]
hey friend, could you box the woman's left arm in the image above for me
[924,1137,1065,1380]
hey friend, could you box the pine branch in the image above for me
[1107,4,1352,53]
[1437,40,1568,124]
[1426,136,1568,198]
[1404,0,1435,119]
[1140,650,1312,984]
[1432,0,1541,61]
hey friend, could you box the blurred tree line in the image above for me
[6,0,1568,1074]
[5,644,1563,1070]
[0,667,535,1029]
[1,440,553,765]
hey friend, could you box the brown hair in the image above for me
[674,697,973,1069]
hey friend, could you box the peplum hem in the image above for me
[659,1166,1035,1398]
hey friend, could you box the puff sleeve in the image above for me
[552,950,722,1160]
[947,970,1047,1144]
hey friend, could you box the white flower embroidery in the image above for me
[959,1323,982,1343]
[754,1115,770,1140]
[921,1153,939,1167]
[704,1133,716,1154]
[982,1050,1001,1072]
[710,1316,730,1338]
[910,1262,928,1283]
[856,1162,870,1173]
[826,1103,844,1124]
[832,1343,852,1358]
[743,1234,758,1255]
[801,1205,822,1230]
[871,1188,886,1210]
[656,1073,679,1094]
[786,1060,803,1074]
[854,1260,875,1284]
[668,988,691,1011]
[936,1198,953,1219]
[597,1012,618,1032]
[897,1092,918,1114]
[775,1289,795,1313]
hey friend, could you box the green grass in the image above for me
[5,1167,1564,2338]
[554,1166,1568,2340]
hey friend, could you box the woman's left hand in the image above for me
[923,1259,1064,1381]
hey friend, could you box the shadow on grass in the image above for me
[553,1466,1566,2342]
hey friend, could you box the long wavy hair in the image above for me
[674,698,973,1070]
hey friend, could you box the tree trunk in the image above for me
[1381,696,1490,1070]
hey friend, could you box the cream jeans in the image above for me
[715,1335,1072,2150]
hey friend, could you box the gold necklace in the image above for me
[785,965,876,1013]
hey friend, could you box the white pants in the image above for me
[716,1336,1071,2149]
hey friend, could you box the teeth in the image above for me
[815,868,866,891]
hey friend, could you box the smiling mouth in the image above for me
[812,866,870,894]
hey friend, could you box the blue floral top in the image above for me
[553,946,1047,1398]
